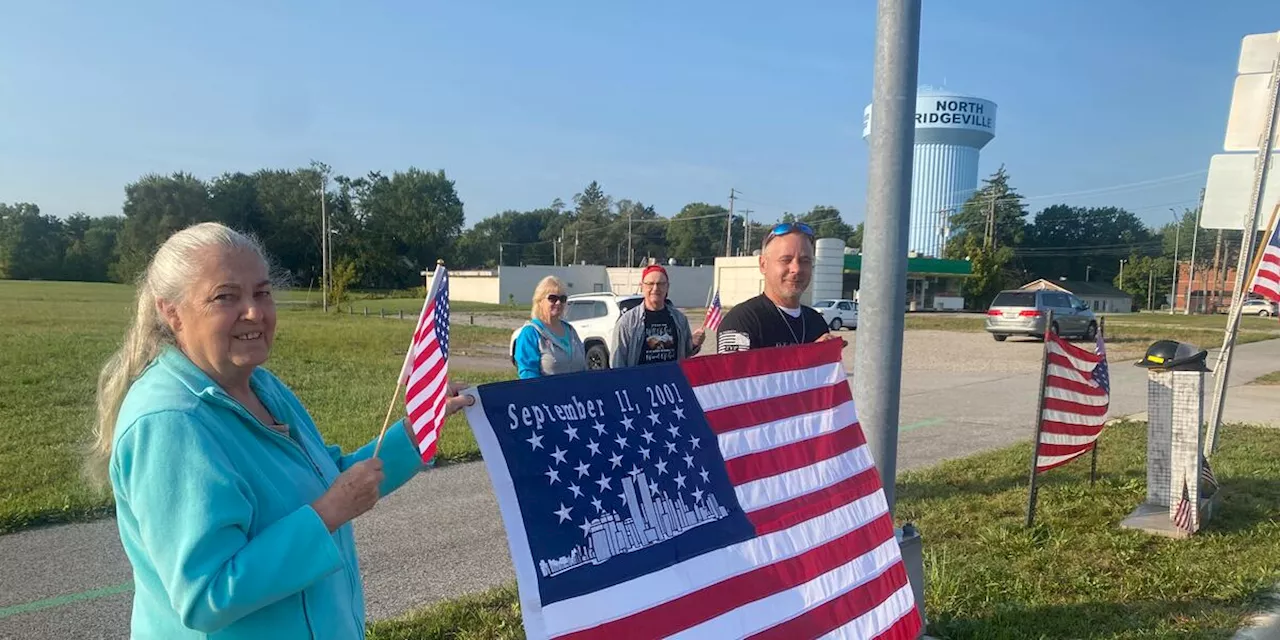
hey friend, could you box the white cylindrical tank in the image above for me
[811,238,846,303]
[863,87,997,258]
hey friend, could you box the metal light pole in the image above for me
[1185,189,1205,315]
[854,0,921,514]
[1119,259,1128,289]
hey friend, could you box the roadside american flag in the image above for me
[400,264,450,462]
[1201,458,1219,493]
[1173,479,1195,533]
[703,290,724,332]
[1249,216,1280,302]
[462,340,921,639]
[1033,331,1111,473]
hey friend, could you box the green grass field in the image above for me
[1253,371,1280,385]
[0,280,511,533]
[368,421,1280,639]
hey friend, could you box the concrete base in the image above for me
[897,525,928,637]
[1119,491,1223,538]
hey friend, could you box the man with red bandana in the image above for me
[611,264,705,367]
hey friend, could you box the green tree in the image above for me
[0,203,67,280]
[945,166,1028,258]
[62,214,123,282]
[348,168,465,289]
[959,235,1016,309]
[113,172,214,281]
[666,203,740,264]
[1021,205,1152,283]
[615,199,665,267]
[1116,254,1174,311]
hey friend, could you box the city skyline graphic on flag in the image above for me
[475,363,755,605]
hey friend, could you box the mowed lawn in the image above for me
[0,280,513,533]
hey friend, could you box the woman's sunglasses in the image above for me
[547,294,568,304]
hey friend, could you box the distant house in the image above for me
[1020,279,1133,313]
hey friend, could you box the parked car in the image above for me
[508,292,644,370]
[1240,298,1278,317]
[812,299,858,330]
[985,289,1098,342]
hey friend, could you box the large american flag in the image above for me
[401,264,450,462]
[463,340,921,639]
[1033,331,1110,474]
[703,290,724,332]
[1249,216,1280,302]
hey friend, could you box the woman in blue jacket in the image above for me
[87,222,473,639]
[512,275,587,378]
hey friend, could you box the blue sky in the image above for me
[0,1,1272,229]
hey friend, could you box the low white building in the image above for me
[431,264,715,308]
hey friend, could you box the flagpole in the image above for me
[1089,316,1106,487]
[373,259,444,458]
[1026,309,1054,528]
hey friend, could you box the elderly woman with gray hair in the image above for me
[88,222,473,639]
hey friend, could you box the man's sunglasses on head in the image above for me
[763,222,815,246]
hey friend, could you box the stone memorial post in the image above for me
[1120,341,1220,538]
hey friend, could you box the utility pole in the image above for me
[984,195,997,249]
[574,229,580,265]
[725,188,738,257]
[319,171,329,313]
[498,243,504,267]
[1169,208,1181,314]
[1211,228,1223,310]
[627,209,634,268]
[1185,188,1205,314]
[1148,269,1155,310]
[740,208,754,254]
[1119,259,1127,289]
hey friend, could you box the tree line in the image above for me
[0,166,860,291]
[0,162,1242,310]
[946,167,1244,310]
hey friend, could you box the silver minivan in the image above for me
[985,289,1098,342]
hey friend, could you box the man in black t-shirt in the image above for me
[716,222,840,353]
[611,265,705,367]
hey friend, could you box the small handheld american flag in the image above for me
[399,262,451,462]
[703,290,724,332]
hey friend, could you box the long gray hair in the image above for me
[87,222,269,489]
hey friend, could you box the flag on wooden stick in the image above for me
[400,262,451,462]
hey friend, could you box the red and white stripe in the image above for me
[1034,333,1108,473]
[1249,224,1280,302]
[538,341,922,639]
[401,272,449,461]
[704,292,724,332]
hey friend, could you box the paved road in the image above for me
[2,337,1278,639]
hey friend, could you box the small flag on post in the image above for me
[1033,331,1111,474]
[703,290,724,331]
[1201,458,1219,493]
[1173,479,1195,533]
[400,262,451,462]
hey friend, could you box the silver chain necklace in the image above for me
[775,305,806,344]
